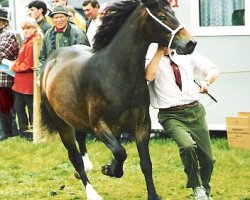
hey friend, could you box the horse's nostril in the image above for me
[186,41,197,53]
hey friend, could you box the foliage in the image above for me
[0,137,249,200]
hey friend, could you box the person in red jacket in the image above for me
[11,17,42,133]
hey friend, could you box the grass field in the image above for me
[0,136,249,200]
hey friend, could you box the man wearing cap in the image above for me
[0,7,20,140]
[51,0,86,32]
[38,5,89,72]
[28,0,52,34]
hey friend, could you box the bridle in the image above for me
[145,7,183,54]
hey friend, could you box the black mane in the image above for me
[93,0,140,52]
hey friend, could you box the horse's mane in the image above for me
[93,0,140,52]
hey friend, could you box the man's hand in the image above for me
[199,81,209,93]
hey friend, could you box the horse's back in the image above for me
[51,45,92,64]
[41,44,94,129]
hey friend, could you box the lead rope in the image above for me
[145,7,183,59]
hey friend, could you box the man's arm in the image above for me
[203,68,219,85]
[145,46,164,81]
[199,68,219,94]
[193,52,219,93]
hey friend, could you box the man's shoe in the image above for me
[193,186,208,200]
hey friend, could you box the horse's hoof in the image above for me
[101,165,114,177]
[74,171,81,179]
[101,165,123,178]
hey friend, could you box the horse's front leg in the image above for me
[135,126,161,200]
[95,120,127,178]
[59,126,102,200]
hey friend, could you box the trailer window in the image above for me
[191,0,250,36]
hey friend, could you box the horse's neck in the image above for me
[105,11,150,74]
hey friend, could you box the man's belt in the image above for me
[159,101,198,112]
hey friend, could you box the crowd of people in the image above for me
[0,0,103,140]
[0,1,219,200]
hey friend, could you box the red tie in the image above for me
[170,60,182,91]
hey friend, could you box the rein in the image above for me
[145,7,183,57]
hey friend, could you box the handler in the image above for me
[145,44,219,200]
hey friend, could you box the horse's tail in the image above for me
[40,95,59,133]
[39,57,62,133]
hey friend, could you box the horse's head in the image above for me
[142,0,196,54]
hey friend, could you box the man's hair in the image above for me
[82,0,100,9]
[28,0,48,16]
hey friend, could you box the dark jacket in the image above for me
[37,17,52,35]
[39,23,89,72]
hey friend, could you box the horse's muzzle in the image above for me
[175,40,197,55]
[186,40,197,54]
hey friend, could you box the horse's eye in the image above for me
[158,16,166,20]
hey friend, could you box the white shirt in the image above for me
[146,44,217,109]
[87,17,102,47]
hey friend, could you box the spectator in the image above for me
[51,0,86,32]
[0,7,20,140]
[66,5,77,25]
[38,5,89,72]
[82,0,100,47]
[11,17,43,134]
[28,0,52,34]
[145,45,219,200]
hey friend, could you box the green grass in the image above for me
[0,137,249,200]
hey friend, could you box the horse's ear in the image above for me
[141,0,158,7]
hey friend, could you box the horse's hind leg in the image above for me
[59,126,102,200]
[75,130,93,173]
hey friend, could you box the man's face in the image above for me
[29,7,43,20]
[53,0,67,7]
[83,3,99,20]
[52,13,68,29]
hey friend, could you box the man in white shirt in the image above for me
[145,44,219,200]
[82,0,100,47]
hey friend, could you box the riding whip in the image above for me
[194,80,218,103]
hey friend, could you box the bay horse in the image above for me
[40,0,196,199]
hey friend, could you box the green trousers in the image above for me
[158,102,215,195]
